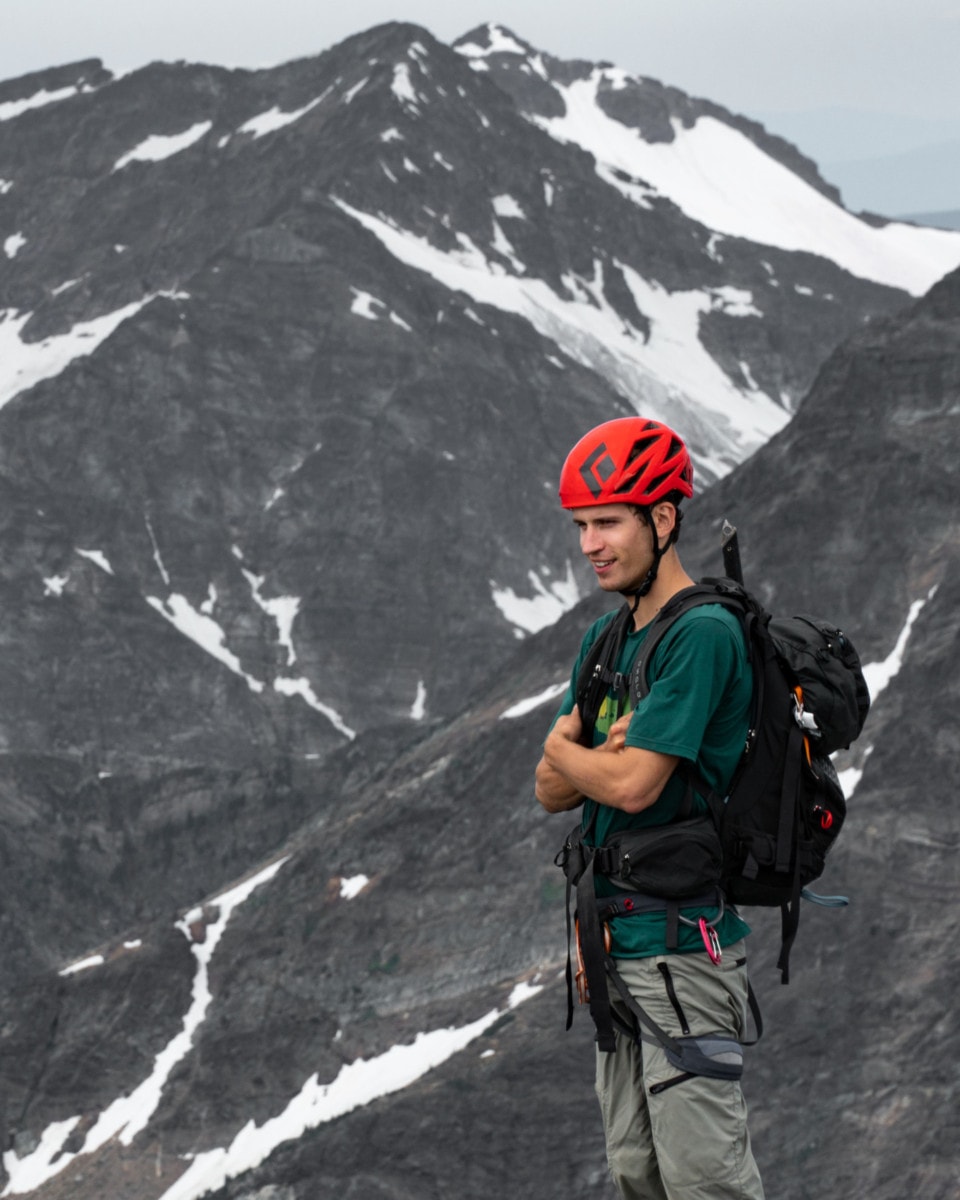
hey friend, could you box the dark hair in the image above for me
[629,493,685,545]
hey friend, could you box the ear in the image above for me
[651,502,677,539]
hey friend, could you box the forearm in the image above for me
[535,755,584,813]
[542,730,676,814]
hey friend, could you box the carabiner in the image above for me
[699,917,722,965]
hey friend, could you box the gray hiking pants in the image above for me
[594,941,764,1200]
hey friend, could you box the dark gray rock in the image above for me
[1,20,956,1200]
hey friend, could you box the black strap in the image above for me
[607,956,764,1071]
[596,888,721,922]
[630,580,752,705]
[576,857,617,1052]
[773,723,804,983]
[577,604,633,746]
[776,723,803,874]
[605,957,683,1056]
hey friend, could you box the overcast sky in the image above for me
[4,0,959,126]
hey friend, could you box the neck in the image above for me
[629,551,694,630]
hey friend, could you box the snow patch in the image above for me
[500,681,568,719]
[146,593,265,693]
[59,954,105,977]
[145,515,171,586]
[490,219,526,273]
[0,296,161,410]
[862,587,937,702]
[836,746,872,798]
[340,874,369,899]
[76,548,114,575]
[350,288,410,330]
[706,233,725,262]
[3,860,290,1196]
[273,676,356,740]
[456,25,529,58]
[342,77,368,105]
[113,121,212,171]
[411,679,427,720]
[392,64,420,110]
[151,976,541,1200]
[241,568,300,667]
[200,584,218,615]
[238,93,327,139]
[43,574,69,597]
[3,232,25,259]
[0,85,78,121]
[333,200,788,475]
[531,73,960,296]
[739,361,760,391]
[833,586,937,800]
[493,194,525,219]
[710,286,762,318]
[491,561,581,635]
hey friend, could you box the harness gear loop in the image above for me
[575,917,612,1004]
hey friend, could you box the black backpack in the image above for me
[572,536,871,985]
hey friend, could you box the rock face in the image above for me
[0,22,927,772]
[1,20,959,1200]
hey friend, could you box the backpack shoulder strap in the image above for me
[575,603,633,745]
[630,577,752,704]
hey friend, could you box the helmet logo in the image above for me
[580,443,616,499]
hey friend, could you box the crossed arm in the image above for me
[534,707,678,815]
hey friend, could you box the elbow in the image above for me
[603,749,674,813]
[617,789,654,814]
[610,786,648,814]
[607,776,658,814]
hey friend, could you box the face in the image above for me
[570,504,655,594]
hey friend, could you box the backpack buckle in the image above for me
[792,686,820,735]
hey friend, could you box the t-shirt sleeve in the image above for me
[623,611,742,761]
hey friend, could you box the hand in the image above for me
[551,707,584,744]
[598,713,631,753]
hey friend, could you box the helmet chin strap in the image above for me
[620,508,671,606]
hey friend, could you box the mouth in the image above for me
[591,558,616,574]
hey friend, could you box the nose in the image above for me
[580,524,603,555]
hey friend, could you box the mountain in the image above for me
[750,105,960,220]
[824,138,960,222]
[748,107,960,164]
[902,209,960,232]
[1,19,960,1200]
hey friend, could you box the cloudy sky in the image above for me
[4,0,959,126]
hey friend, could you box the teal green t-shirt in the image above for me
[553,602,753,957]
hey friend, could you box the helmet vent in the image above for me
[625,434,659,466]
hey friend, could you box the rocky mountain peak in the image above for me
[1,22,959,1199]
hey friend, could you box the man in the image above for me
[535,416,764,1200]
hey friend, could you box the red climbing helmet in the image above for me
[559,417,694,509]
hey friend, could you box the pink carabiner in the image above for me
[699,917,722,965]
